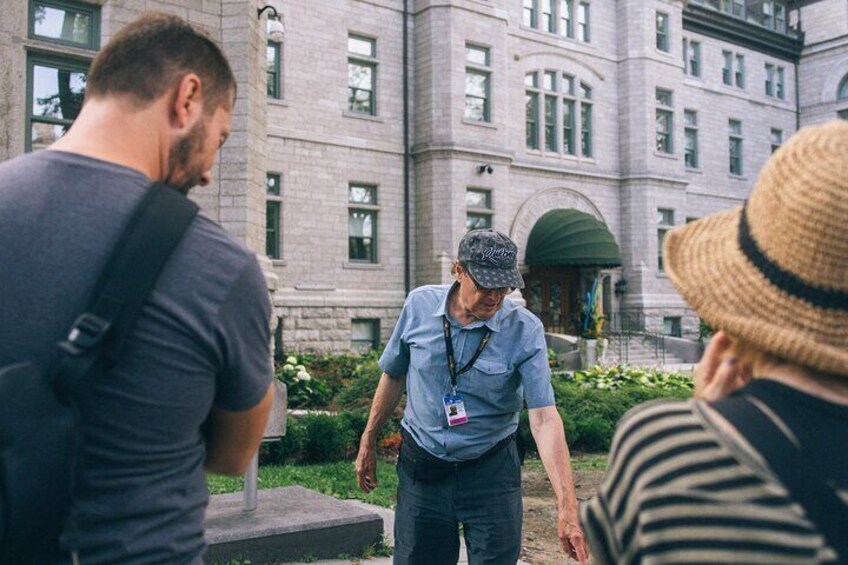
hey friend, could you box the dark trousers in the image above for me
[393,440,523,565]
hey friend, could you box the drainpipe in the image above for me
[403,0,411,294]
[794,0,801,130]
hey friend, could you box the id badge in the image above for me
[443,393,469,426]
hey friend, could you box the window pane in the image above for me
[31,63,86,121]
[580,82,592,99]
[351,319,379,353]
[526,93,539,149]
[562,74,575,95]
[580,102,592,157]
[684,109,697,126]
[656,89,672,106]
[348,35,375,57]
[563,99,575,154]
[524,72,538,87]
[543,71,556,91]
[266,201,280,259]
[349,184,376,204]
[349,63,373,89]
[466,45,488,66]
[465,71,488,98]
[466,189,490,208]
[560,0,572,37]
[30,122,68,151]
[32,3,93,46]
[267,173,281,195]
[266,43,280,98]
[578,2,589,42]
[465,97,486,122]
[544,95,556,151]
[657,208,674,225]
[467,213,492,230]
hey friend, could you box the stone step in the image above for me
[204,486,383,564]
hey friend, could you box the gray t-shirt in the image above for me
[0,150,273,564]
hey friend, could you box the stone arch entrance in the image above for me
[511,191,621,334]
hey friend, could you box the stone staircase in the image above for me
[605,334,687,367]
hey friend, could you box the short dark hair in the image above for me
[86,12,236,112]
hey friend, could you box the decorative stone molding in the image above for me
[509,187,607,270]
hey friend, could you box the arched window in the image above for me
[524,69,594,157]
[838,74,848,120]
[839,74,848,101]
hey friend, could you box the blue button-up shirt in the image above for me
[379,284,555,461]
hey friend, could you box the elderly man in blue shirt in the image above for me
[356,229,589,565]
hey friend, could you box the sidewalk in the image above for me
[285,500,531,565]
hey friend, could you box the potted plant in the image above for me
[577,278,608,368]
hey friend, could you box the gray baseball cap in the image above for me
[458,229,525,290]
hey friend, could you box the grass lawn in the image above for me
[207,453,607,509]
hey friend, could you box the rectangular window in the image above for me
[776,66,785,99]
[523,0,537,27]
[29,0,100,49]
[683,39,700,77]
[525,93,539,149]
[26,55,88,152]
[351,319,380,353]
[266,173,282,259]
[580,83,592,157]
[657,209,674,272]
[559,0,573,37]
[465,44,491,122]
[722,51,733,85]
[735,54,745,88]
[542,0,554,32]
[763,1,786,32]
[267,42,281,98]
[656,12,669,52]
[348,34,377,115]
[466,188,493,230]
[770,128,782,153]
[765,63,775,97]
[657,208,674,272]
[663,316,682,337]
[655,89,673,154]
[544,95,557,151]
[684,109,698,168]
[729,119,743,175]
[578,2,590,42]
[348,183,378,263]
[839,109,848,120]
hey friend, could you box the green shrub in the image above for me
[301,413,357,463]
[333,358,386,411]
[518,374,691,454]
[573,364,693,392]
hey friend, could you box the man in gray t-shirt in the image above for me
[0,14,274,564]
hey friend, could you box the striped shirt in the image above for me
[581,385,847,564]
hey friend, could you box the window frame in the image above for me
[684,109,698,169]
[728,119,743,176]
[683,38,700,77]
[351,318,380,353]
[770,128,782,154]
[348,183,379,263]
[466,188,494,231]
[267,41,281,99]
[266,173,283,260]
[655,11,669,52]
[347,34,378,116]
[657,208,675,272]
[577,2,590,43]
[28,0,101,50]
[655,88,674,154]
[464,44,492,123]
[25,53,90,152]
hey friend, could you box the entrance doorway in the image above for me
[523,267,579,334]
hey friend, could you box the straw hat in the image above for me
[664,119,848,376]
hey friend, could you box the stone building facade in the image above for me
[1,0,846,352]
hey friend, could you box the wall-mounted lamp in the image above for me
[477,163,494,175]
[258,5,285,43]
[614,278,628,297]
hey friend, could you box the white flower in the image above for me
[296,370,311,382]
[285,356,298,365]
[295,365,306,372]
[282,363,295,373]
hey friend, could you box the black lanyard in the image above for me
[442,315,491,392]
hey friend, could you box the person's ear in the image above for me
[171,73,204,130]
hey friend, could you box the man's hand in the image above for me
[694,331,751,401]
[558,514,589,564]
[355,440,378,493]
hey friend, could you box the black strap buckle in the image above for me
[59,313,111,356]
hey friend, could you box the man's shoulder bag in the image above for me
[0,183,198,564]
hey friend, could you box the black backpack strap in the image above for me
[711,393,848,561]
[54,183,198,398]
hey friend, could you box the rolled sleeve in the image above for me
[517,325,555,409]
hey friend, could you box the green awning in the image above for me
[525,209,622,268]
